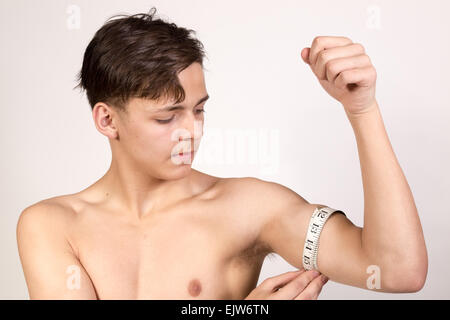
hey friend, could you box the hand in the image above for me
[301,36,378,116]
[244,269,329,300]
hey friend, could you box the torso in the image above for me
[49,172,270,299]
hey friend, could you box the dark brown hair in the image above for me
[74,7,208,112]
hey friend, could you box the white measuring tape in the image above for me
[302,206,346,271]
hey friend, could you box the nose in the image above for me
[182,112,203,136]
[180,113,203,145]
[172,114,203,154]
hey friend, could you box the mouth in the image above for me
[171,150,195,158]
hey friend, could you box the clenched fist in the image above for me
[301,36,377,116]
[245,269,329,300]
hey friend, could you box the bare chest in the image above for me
[70,204,264,299]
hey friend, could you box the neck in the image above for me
[95,157,197,221]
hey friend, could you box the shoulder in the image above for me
[19,196,76,222]
[221,176,313,234]
[191,172,313,219]
[223,176,309,208]
[17,196,78,248]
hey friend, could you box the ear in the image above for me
[92,102,119,139]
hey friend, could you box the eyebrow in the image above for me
[155,94,210,112]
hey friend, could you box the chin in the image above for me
[169,168,192,181]
[165,160,194,180]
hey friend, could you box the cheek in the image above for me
[134,126,173,158]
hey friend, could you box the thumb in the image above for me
[301,47,311,65]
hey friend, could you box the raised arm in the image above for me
[17,201,98,299]
[254,35,427,294]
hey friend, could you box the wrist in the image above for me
[344,100,380,122]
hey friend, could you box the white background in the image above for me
[1,0,449,299]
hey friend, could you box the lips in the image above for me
[172,150,195,157]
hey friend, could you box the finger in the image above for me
[271,270,321,300]
[334,66,377,90]
[314,43,366,80]
[261,270,306,292]
[326,54,372,83]
[294,274,328,300]
[309,36,353,67]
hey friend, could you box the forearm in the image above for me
[346,100,428,284]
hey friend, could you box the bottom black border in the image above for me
[0,300,448,318]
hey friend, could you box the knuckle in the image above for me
[312,36,322,45]
[353,42,365,52]
[367,66,377,79]
[326,60,338,75]
[371,67,377,77]
[340,70,350,81]
[316,54,329,69]
[317,50,328,63]
[293,278,307,291]
[344,36,353,43]
[307,272,319,281]
[364,54,372,63]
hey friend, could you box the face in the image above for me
[97,62,208,180]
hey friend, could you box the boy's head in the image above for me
[75,7,209,180]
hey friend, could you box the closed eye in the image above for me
[156,116,174,124]
[155,109,206,124]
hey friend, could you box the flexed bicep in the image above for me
[254,179,400,293]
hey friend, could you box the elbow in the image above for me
[405,245,429,292]
[383,238,429,293]
[395,272,427,293]
[409,274,427,293]
[409,260,429,293]
[389,258,428,293]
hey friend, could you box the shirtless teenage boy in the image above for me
[16,9,428,299]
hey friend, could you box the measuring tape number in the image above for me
[302,206,346,271]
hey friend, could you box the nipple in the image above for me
[187,278,202,297]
